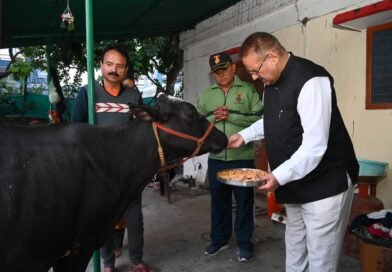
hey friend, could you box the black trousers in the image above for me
[101,195,144,268]
[208,159,255,252]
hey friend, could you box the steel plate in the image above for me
[216,168,267,187]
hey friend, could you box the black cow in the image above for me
[0,94,227,272]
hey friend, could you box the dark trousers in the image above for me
[114,228,125,249]
[101,195,144,268]
[208,159,255,252]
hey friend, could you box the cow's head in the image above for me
[129,94,227,160]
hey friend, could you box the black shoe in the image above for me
[237,250,253,262]
[204,243,229,256]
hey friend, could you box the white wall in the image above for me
[180,0,379,103]
[180,0,392,208]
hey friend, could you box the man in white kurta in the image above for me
[228,32,358,272]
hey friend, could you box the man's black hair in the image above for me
[126,71,138,81]
[101,45,130,67]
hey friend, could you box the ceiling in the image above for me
[0,0,241,48]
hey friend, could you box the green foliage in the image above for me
[175,73,184,99]
[29,85,46,94]
[124,35,184,95]
[8,58,33,81]
[23,44,85,89]
[62,85,79,99]
[0,81,18,94]
[0,94,19,115]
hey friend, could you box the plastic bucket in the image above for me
[357,158,388,176]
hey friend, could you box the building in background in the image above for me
[179,0,392,209]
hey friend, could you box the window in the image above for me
[366,22,392,109]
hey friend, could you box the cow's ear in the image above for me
[129,103,159,122]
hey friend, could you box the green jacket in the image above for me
[196,76,262,161]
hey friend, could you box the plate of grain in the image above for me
[216,168,268,187]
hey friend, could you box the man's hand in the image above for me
[257,173,280,192]
[214,106,229,122]
[227,133,244,148]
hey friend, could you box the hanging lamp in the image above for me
[60,0,75,31]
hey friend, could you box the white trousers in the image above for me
[285,175,354,272]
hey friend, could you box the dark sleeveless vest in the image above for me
[263,54,359,204]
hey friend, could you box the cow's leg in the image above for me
[52,250,93,272]
[66,250,95,272]
[37,268,52,272]
[52,256,69,272]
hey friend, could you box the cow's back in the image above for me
[0,122,157,272]
[0,124,91,271]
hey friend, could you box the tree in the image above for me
[0,48,33,98]
[0,48,26,80]
[95,35,183,96]
[1,50,34,118]
[23,43,86,89]
[129,35,183,96]
[20,35,184,96]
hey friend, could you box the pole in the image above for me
[86,0,96,126]
[85,0,99,271]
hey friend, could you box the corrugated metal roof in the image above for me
[0,0,241,48]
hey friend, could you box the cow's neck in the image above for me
[101,122,161,196]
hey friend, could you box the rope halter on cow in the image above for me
[152,121,215,171]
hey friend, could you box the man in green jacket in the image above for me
[197,51,262,262]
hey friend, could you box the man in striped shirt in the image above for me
[72,45,153,272]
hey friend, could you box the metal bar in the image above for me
[86,0,96,125]
[85,0,99,270]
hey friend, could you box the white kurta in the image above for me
[238,76,354,271]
